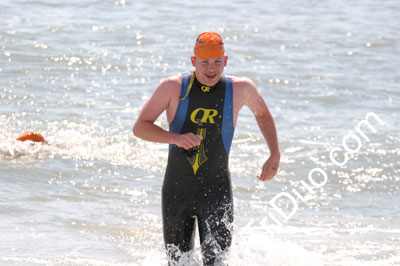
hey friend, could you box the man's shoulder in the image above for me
[159,73,182,89]
[153,74,183,99]
[229,75,256,90]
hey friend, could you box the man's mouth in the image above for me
[205,73,217,79]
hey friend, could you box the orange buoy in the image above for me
[16,131,46,143]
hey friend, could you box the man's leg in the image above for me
[162,191,196,264]
[198,199,234,265]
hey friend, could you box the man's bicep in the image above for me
[245,84,269,117]
[137,85,171,122]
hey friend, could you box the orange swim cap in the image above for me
[194,32,225,58]
[16,131,46,143]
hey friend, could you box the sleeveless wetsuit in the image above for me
[162,71,235,265]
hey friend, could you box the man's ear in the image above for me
[224,56,228,66]
[191,56,196,67]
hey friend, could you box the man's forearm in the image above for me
[255,112,280,157]
[133,120,177,144]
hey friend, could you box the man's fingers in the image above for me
[257,164,278,181]
[186,134,202,148]
[178,133,203,150]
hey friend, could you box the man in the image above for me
[133,32,280,265]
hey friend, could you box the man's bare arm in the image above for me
[240,79,280,181]
[133,77,202,150]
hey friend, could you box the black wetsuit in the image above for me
[162,72,235,265]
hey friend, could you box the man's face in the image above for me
[191,56,228,86]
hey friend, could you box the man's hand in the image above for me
[174,133,203,150]
[257,154,280,181]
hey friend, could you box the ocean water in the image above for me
[0,0,399,265]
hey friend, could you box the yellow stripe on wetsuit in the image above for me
[180,70,196,101]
